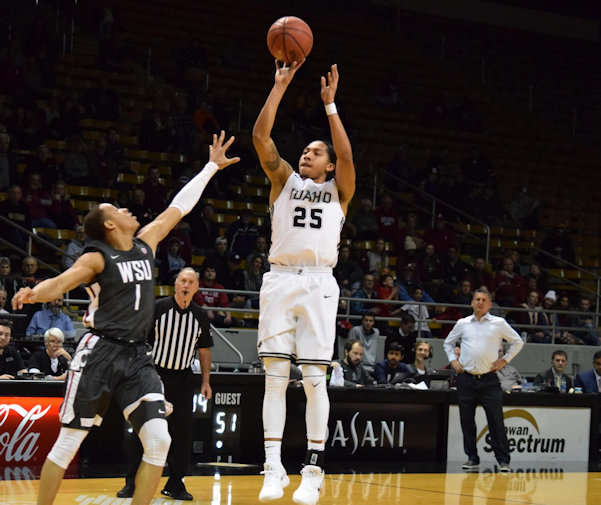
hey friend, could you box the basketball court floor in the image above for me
[1,461,599,505]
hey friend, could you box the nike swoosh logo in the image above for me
[158,409,165,414]
[146,351,152,356]
[324,295,333,298]
[110,255,120,259]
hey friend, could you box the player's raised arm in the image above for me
[321,64,355,215]
[138,131,239,252]
[252,59,303,203]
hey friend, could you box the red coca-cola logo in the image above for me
[0,397,65,465]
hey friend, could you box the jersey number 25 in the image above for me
[293,207,322,229]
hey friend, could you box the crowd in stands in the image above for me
[0,1,599,370]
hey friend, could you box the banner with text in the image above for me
[447,406,590,462]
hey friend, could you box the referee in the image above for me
[118,267,213,501]
[443,287,523,473]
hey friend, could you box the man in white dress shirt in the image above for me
[444,287,523,472]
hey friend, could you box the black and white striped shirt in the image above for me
[151,297,213,370]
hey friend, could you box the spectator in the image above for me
[245,235,270,274]
[574,350,601,393]
[538,223,575,268]
[422,213,456,256]
[571,296,600,346]
[0,287,8,313]
[158,237,187,285]
[105,128,126,173]
[28,327,71,380]
[397,263,435,303]
[20,256,47,288]
[0,257,21,302]
[401,287,432,338]
[439,246,472,295]
[349,198,379,240]
[139,110,171,152]
[527,262,548,294]
[455,279,474,317]
[507,184,540,228]
[468,257,495,293]
[62,225,87,270]
[87,135,117,188]
[0,184,32,250]
[407,340,435,376]
[376,273,402,318]
[373,342,411,384]
[347,314,380,371]
[23,171,56,228]
[510,290,549,343]
[243,254,264,310]
[494,257,526,307]
[330,339,373,387]
[374,195,400,244]
[367,238,389,274]
[534,350,573,391]
[22,144,59,188]
[432,304,463,339]
[202,236,229,283]
[334,244,363,297]
[398,212,424,257]
[193,265,231,327]
[128,188,153,228]
[61,135,91,185]
[0,319,27,379]
[139,165,168,217]
[415,243,443,297]
[496,347,522,392]
[0,132,17,190]
[350,273,380,316]
[384,144,412,191]
[26,297,75,338]
[221,252,246,308]
[349,238,369,273]
[226,208,260,258]
[49,180,78,230]
[189,203,220,255]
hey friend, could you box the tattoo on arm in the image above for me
[264,143,281,172]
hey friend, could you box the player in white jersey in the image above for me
[252,60,355,505]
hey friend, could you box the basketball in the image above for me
[267,16,313,64]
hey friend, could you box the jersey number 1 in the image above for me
[293,207,322,229]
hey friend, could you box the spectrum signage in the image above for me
[447,406,590,462]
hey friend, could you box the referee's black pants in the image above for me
[123,367,194,490]
[159,366,195,489]
[456,371,510,464]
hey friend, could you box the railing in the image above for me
[371,172,492,264]
[63,286,600,347]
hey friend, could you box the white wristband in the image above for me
[324,102,337,116]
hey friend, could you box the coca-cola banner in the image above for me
[0,397,71,467]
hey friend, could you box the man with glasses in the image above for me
[0,319,27,379]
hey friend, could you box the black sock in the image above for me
[304,450,324,468]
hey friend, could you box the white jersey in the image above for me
[268,172,345,268]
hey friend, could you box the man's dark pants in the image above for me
[456,371,510,464]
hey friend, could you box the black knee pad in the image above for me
[128,400,166,433]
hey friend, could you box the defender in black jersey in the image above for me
[13,132,239,505]
[117,267,213,500]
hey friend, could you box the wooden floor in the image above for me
[1,469,600,505]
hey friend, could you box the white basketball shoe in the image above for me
[259,462,290,502]
[292,465,324,505]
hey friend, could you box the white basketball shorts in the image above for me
[258,265,340,366]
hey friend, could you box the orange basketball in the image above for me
[267,16,313,64]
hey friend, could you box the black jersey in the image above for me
[151,297,212,370]
[83,237,155,343]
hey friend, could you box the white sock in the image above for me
[265,440,282,465]
[307,441,325,452]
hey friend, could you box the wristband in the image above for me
[324,102,337,116]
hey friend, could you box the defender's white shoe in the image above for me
[259,462,290,501]
[292,465,324,505]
